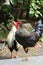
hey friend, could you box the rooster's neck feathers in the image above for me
[12,22,18,29]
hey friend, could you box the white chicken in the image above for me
[6,19,22,58]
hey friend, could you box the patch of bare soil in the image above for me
[0,41,43,59]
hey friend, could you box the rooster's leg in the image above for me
[16,51,19,58]
[11,51,19,58]
[22,48,28,61]
[11,52,13,58]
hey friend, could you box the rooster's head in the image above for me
[12,21,22,30]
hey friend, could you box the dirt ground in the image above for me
[0,41,43,59]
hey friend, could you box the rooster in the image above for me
[5,19,22,58]
[15,19,43,60]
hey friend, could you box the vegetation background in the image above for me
[0,0,43,39]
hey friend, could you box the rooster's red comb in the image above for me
[16,21,22,25]
[12,21,22,29]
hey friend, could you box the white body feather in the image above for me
[7,22,22,48]
[7,26,17,47]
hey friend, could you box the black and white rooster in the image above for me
[15,19,43,60]
[6,20,22,58]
